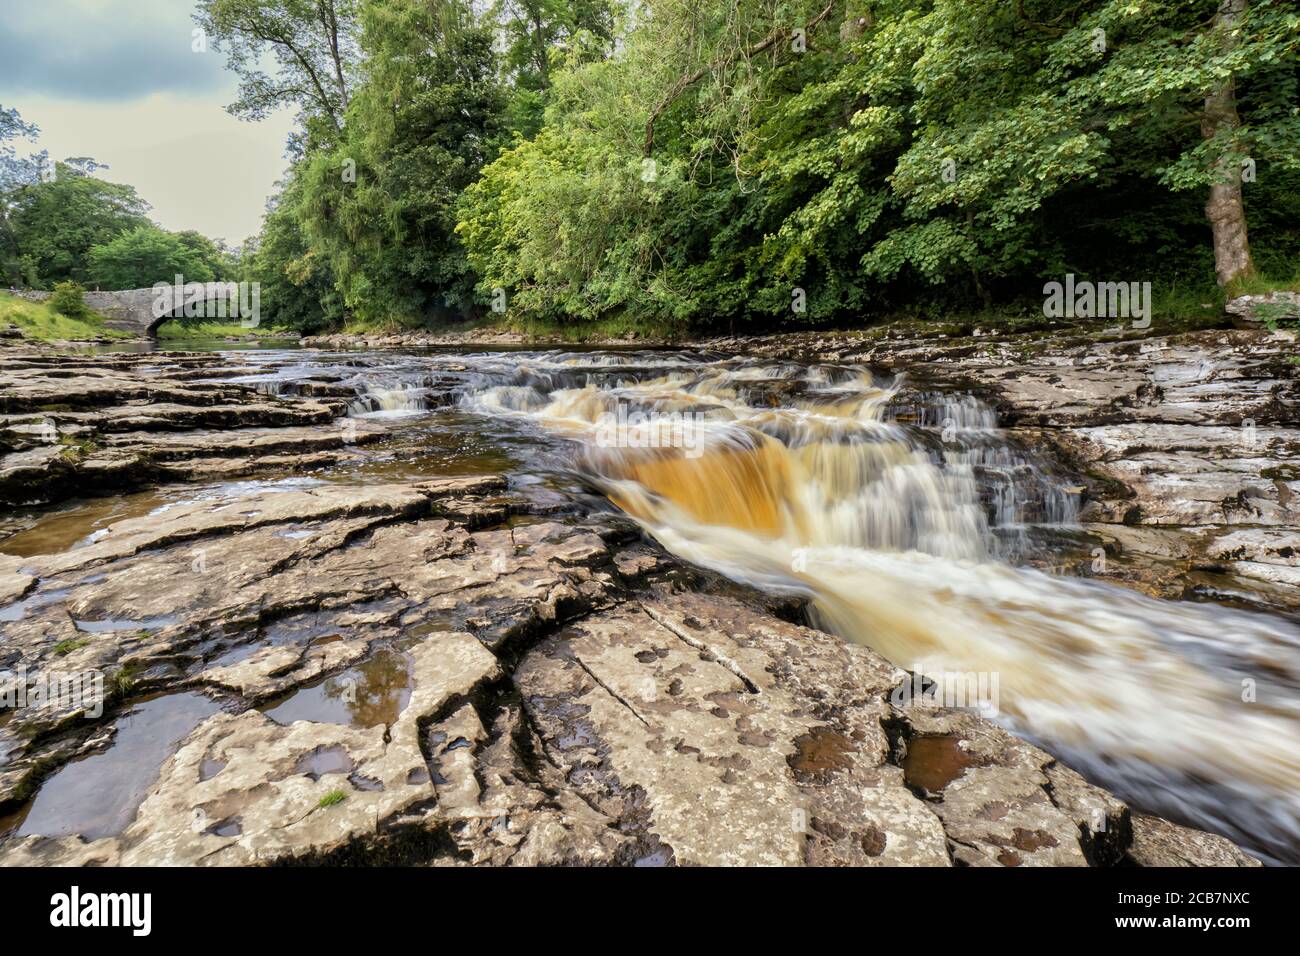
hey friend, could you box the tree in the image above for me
[0,105,45,194]
[459,0,852,329]
[233,0,1298,334]
[195,0,361,141]
[242,179,344,331]
[1200,0,1255,285]
[1,105,46,285]
[491,0,618,136]
[297,0,504,325]
[86,225,215,289]
[884,0,1300,291]
[175,229,237,280]
[7,162,151,287]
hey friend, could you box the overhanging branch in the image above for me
[643,1,837,157]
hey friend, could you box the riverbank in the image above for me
[294,296,1257,352]
[0,291,132,346]
[0,345,1272,866]
[0,293,302,349]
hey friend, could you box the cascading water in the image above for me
[225,346,1299,861]
[452,351,1300,864]
[347,383,429,418]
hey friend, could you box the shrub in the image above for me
[48,281,89,319]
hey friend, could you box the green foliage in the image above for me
[205,0,1300,334]
[195,0,360,142]
[10,1,1300,336]
[86,225,215,290]
[0,291,128,342]
[295,0,505,326]
[48,280,89,318]
[108,664,140,702]
[0,104,42,193]
[459,0,1300,333]
[174,230,238,281]
[1,104,45,285]
[6,163,151,287]
[317,789,347,808]
[241,181,344,332]
[155,319,292,340]
[490,0,617,137]
[1,118,241,296]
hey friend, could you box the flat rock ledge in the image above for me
[0,476,1257,867]
[0,350,380,509]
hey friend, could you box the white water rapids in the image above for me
[235,345,1299,861]
[453,351,1300,863]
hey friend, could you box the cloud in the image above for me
[1,1,298,243]
[21,92,296,244]
[0,0,229,102]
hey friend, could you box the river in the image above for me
[4,344,1299,863]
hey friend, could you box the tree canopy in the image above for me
[5,161,152,287]
[86,225,228,290]
[16,0,1275,334]
[1,110,236,293]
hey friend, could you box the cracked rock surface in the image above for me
[0,351,379,508]
[0,344,1264,867]
[0,475,1256,866]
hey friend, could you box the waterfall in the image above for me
[347,382,429,418]
[460,353,1300,863]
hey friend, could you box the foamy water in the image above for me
[457,354,1300,863]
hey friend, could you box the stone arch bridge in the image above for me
[5,284,255,337]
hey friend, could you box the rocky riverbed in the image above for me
[0,336,1287,867]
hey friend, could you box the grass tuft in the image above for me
[317,789,347,808]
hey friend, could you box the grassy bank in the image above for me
[154,319,298,341]
[0,292,132,342]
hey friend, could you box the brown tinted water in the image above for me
[0,489,171,558]
[901,735,983,793]
[261,647,413,729]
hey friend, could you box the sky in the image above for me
[0,0,296,245]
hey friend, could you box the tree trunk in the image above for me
[1202,0,1255,287]
[840,1,872,41]
[320,0,350,112]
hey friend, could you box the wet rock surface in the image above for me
[0,474,1256,866]
[1225,292,1300,329]
[0,350,381,508]
[0,345,1266,866]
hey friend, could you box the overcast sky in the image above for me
[0,0,296,245]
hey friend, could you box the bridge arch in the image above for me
[5,284,258,337]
